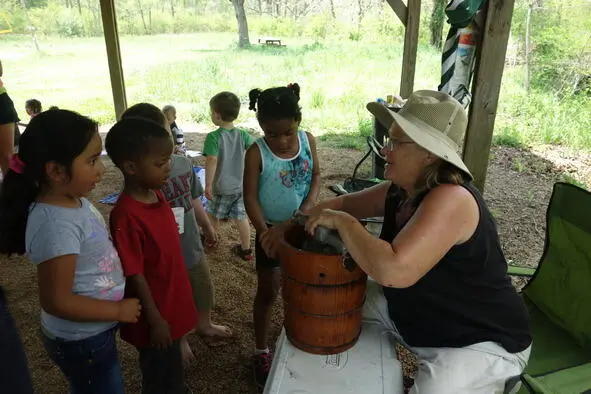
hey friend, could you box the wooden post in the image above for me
[462,0,516,192]
[385,0,407,26]
[399,0,421,98]
[99,0,127,120]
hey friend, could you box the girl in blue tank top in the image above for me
[243,83,320,388]
[255,129,313,223]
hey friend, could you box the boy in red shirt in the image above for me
[106,117,198,394]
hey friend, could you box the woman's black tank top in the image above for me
[380,183,531,353]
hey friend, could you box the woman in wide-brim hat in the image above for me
[302,90,531,392]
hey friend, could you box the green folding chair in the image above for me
[507,182,591,393]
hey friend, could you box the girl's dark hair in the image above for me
[122,103,167,126]
[0,110,98,255]
[105,117,171,169]
[248,83,302,123]
[25,99,42,114]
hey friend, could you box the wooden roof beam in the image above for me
[385,0,408,26]
[99,0,127,120]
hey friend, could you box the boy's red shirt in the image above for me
[110,190,198,348]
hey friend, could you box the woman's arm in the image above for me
[308,181,391,219]
[300,132,320,212]
[308,184,479,288]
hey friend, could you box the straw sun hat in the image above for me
[366,90,472,179]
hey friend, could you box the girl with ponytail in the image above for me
[244,83,321,387]
[0,110,141,394]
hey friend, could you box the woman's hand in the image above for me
[304,209,353,235]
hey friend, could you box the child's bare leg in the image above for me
[196,309,232,338]
[235,217,251,251]
[190,262,232,338]
[253,268,281,350]
[252,267,281,387]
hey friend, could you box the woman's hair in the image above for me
[25,99,42,114]
[415,159,469,194]
[105,117,171,169]
[248,83,302,123]
[122,103,167,126]
[0,110,98,255]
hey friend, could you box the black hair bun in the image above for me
[248,89,262,111]
[288,83,300,102]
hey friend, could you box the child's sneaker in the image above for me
[232,245,253,261]
[252,352,272,388]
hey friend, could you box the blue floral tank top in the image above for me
[256,130,313,224]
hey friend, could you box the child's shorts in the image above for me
[206,192,246,220]
[255,229,280,271]
[187,262,214,311]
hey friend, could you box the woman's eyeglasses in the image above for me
[382,137,414,151]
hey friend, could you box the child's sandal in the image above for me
[231,245,253,261]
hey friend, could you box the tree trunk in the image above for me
[86,0,100,35]
[231,0,250,48]
[76,0,82,15]
[524,6,532,93]
[19,0,40,51]
[357,0,363,32]
[329,0,336,19]
[357,0,370,33]
[429,0,446,49]
[137,0,149,34]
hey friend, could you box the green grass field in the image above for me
[2,32,590,150]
